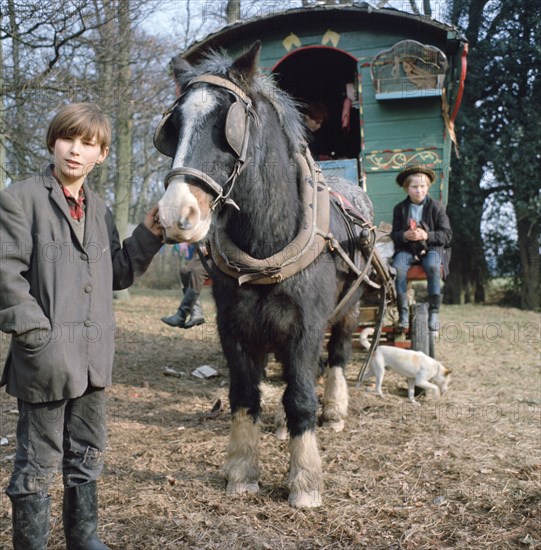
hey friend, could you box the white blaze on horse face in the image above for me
[158,88,218,242]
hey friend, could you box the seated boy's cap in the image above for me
[396,165,436,187]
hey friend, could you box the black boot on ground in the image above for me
[183,297,205,329]
[161,288,199,328]
[11,493,51,550]
[63,481,110,550]
[397,294,409,330]
[428,294,442,331]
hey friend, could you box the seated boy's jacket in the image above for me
[0,165,163,403]
[391,196,452,276]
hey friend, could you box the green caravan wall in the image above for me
[204,17,454,226]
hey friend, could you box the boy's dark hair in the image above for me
[46,103,111,153]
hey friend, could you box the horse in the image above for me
[154,41,377,508]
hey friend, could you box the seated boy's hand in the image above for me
[405,228,427,241]
[144,206,163,238]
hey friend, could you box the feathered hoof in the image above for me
[288,488,322,508]
[275,427,288,440]
[226,481,260,495]
[323,419,345,432]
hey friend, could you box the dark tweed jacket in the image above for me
[0,165,163,403]
[391,195,452,277]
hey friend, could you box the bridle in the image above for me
[161,74,258,212]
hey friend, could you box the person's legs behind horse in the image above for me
[183,255,208,328]
[161,255,207,328]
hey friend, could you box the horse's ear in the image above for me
[169,55,192,83]
[231,41,261,83]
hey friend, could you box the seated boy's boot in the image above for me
[428,294,442,331]
[161,289,198,328]
[12,493,51,550]
[63,482,110,550]
[183,298,205,329]
[397,294,409,330]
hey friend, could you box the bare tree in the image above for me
[226,0,241,23]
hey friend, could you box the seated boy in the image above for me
[391,166,452,331]
[0,103,163,549]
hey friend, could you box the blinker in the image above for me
[154,95,250,158]
[225,101,247,157]
[153,97,182,158]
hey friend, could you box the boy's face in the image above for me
[305,115,323,132]
[53,135,108,186]
[405,174,429,204]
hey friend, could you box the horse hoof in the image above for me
[288,489,322,508]
[323,419,345,432]
[226,481,260,495]
[275,427,288,440]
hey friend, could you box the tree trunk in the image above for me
[8,0,25,179]
[515,208,540,310]
[92,0,115,199]
[226,0,241,24]
[0,9,6,190]
[113,0,133,301]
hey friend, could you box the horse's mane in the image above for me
[175,49,307,155]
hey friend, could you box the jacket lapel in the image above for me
[402,198,410,226]
[82,181,95,249]
[421,196,433,224]
[42,164,87,251]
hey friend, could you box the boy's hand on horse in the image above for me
[145,206,163,238]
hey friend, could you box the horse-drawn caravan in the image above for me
[153,4,465,508]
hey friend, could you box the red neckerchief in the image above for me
[60,184,85,221]
[53,171,86,221]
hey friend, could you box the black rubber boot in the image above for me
[63,482,110,550]
[161,289,199,328]
[397,294,409,330]
[11,493,51,550]
[183,298,205,329]
[428,294,442,331]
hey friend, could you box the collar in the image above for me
[408,197,427,206]
[210,152,330,285]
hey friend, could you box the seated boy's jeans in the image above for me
[6,385,107,499]
[393,250,442,295]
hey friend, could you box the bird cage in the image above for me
[370,40,448,99]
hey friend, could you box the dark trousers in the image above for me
[180,254,209,294]
[6,385,107,499]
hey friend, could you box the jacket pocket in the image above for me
[14,324,52,355]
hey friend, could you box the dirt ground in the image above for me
[1,288,540,549]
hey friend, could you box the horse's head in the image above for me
[154,42,262,243]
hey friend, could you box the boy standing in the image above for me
[391,166,452,331]
[0,103,163,549]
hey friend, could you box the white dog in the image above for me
[359,328,451,404]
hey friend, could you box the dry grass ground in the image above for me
[1,288,540,549]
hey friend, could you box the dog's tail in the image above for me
[359,327,375,351]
